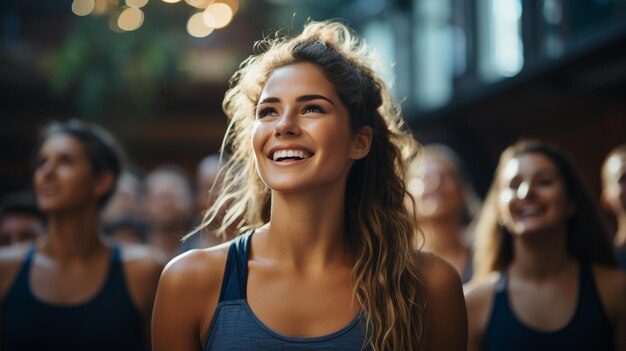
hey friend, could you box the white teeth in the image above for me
[519,206,543,215]
[272,149,310,161]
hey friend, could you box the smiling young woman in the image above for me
[151,20,467,351]
[0,120,162,351]
[465,140,626,351]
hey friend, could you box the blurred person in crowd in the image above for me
[0,191,46,247]
[152,20,466,351]
[104,216,150,245]
[466,140,626,351]
[407,144,481,283]
[601,144,626,270]
[144,166,194,260]
[181,153,230,251]
[101,168,145,225]
[0,119,162,351]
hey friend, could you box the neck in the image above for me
[420,217,466,254]
[263,185,349,274]
[509,226,573,280]
[41,207,105,261]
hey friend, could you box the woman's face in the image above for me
[408,157,464,221]
[497,152,572,237]
[252,62,367,194]
[34,134,102,214]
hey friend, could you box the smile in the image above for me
[271,149,313,162]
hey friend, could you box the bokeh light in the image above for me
[72,0,96,16]
[185,0,213,9]
[187,12,214,38]
[118,7,144,31]
[203,3,232,29]
[126,0,149,8]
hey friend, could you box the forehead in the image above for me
[41,133,85,156]
[501,152,559,181]
[420,157,456,174]
[606,154,626,177]
[259,62,339,100]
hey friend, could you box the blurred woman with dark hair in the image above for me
[407,144,481,283]
[466,140,626,351]
[0,119,162,351]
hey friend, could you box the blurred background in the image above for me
[1,0,626,199]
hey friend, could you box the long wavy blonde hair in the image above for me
[193,20,427,350]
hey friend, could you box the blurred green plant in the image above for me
[50,2,190,119]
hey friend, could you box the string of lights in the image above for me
[71,0,239,37]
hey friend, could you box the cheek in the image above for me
[498,189,515,217]
[252,123,269,158]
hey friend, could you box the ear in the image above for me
[350,126,373,160]
[93,171,115,199]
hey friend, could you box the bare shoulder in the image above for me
[464,273,499,309]
[160,241,230,289]
[152,241,231,350]
[155,241,231,317]
[0,243,32,300]
[417,251,463,292]
[416,252,467,351]
[593,263,626,291]
[119,244,165,281]
[464,273,500,351]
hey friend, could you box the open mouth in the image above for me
[271,149,313,162]
[516,205,546,217]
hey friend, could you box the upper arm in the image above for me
[420,253,468,351]
[152,248,226,351]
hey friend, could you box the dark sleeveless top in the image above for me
[483,262,614,351]
[203,231,369,350]
[2,244,146,351]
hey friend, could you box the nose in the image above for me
[36,159,55,179]
[423,173,442,193]
[274,110,300,137]
[516,181,530,200]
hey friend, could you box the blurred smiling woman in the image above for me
[466,140,626,351]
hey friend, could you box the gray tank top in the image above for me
[203,231,369,350]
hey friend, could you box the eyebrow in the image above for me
[258,94,335,106]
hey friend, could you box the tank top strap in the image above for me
[495,270,508,294]
[106,244,123,282]
[218,230,254,303]
[576,261,607,318]
[9,244,37,294]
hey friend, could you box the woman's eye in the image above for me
[36,156,47,168]
[508,180,520,190]
[302,104,325,114]
[537,178,554,186]
[257,107,277,118]
[57,154,77,165]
